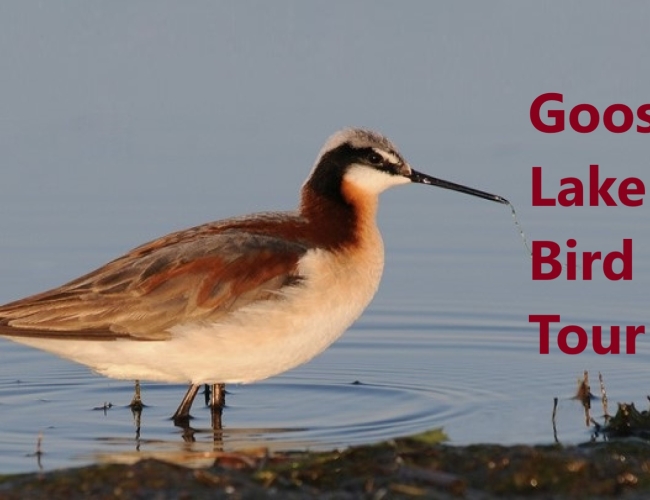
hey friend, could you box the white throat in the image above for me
[343,164,410,195]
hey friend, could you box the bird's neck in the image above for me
[299,182,379,251]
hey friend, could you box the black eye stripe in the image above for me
[358,148,405,176]
[367,151,384,165]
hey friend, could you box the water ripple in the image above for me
[1,305,649,473]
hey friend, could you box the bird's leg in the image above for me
[128,380,143,449]
[208,384,226,426]
[129,380,144,411]
[203,383,210,406]
[172,384,200,425]
[132,403,142,452]
[210,383,226,409]
[172,383,226,429]
[209,383,225,446]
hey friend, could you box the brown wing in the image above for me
[0,228,308,341]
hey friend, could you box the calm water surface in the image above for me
[1,181,648,474]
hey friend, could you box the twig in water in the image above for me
[598,372,609,423]
[28,431,44,472]
[552,397,559,443]
[576,370,592,427]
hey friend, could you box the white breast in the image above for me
[162,232,386,384]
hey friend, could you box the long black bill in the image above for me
[409,169,509,205]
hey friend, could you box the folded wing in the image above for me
[0,229,308,341]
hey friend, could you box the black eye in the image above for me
[367,152,383,165]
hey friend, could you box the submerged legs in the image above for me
[209,383,226,409]
[129,380,144,411]
[172,384,200,424]
[172,383,226,426]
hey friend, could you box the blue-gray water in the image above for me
[1,183,648,473]
[1,2,650,474]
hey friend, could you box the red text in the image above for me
[530,93,650,133]
[532,239,632,281]
[532,165,645,207]
[531,315,645,354]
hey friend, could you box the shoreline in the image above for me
[2,429,650,499]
